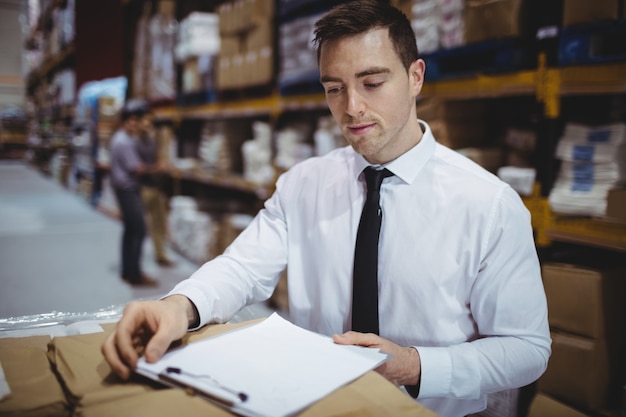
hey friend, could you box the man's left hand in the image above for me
[333,332,421,387]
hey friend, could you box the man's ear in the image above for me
[409,59,425,96]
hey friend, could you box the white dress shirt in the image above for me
[168,120,551,417]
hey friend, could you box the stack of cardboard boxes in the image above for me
[216,0,275,90]
[536,261,626,416]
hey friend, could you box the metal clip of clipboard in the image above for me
[157,366,248,408]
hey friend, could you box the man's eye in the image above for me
[365,82,383,89]
[325,87,341,94]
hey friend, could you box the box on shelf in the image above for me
[216,11,274,90]
[562,0,622,27]
[218,0,275,34]
[181,55,216,93]
[464,0,523,44]
[538,331,623,412]
[542,262,626,340]
[528,393,592,417]
[606,187,626,221]
[457,147,503,173]
[417,98,486,122]
[428,119,486,149]
[97,96,119,122]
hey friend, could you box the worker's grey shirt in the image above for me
[109,129,141,191]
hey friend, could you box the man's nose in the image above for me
[345,89,365,117]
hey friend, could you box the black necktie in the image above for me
[352,166,393,335]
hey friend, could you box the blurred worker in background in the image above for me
[109,100,158,287]
[135,103,174,267]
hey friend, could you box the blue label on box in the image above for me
[572,145,594,161]
[587,129,611,143]
[571,181,593,192]
[572,163,594,181]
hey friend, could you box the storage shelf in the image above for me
[153,61,626,120]
[154,93,328,121]
[170,168,273,200]
[420,70,537,99]
[26,43,75,91]
[559,61,626,95]
[546,216,626,253]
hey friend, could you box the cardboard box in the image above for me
[416,98,486,123]
[464,0,523,44]
[37,321,438,417]
[181,55,216,93]
[97,96,119,122]
[457,147,504,173]
[246,20,273,51]
[0,336,69,417]
[606,187,626,221]
[528,393,591,417]
[562,0,621,27]
[538,331,621,411]
[542,262,626,339]
[429,119,486,149]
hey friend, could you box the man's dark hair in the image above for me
[313,0,419,71]
[120,99,149,122]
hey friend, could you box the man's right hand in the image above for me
[101,295,198,380]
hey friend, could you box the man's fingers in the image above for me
[114,314,143,370]
[144,326,175,363]
[333,331,380,347]
[101,332,131,380]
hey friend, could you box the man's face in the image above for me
[139,114,154,135]
[124,116,139,136]
[319,28,425,164]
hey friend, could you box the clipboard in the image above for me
[135,313,389,417]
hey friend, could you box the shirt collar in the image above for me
[352,119,436,184]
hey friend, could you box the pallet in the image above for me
[421,37,534,81]
[559,21,626,66]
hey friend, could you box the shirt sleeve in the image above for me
[417,186,551,399]
[167,181,289,327]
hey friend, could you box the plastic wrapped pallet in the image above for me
[168,196,219,264]
[411,0,441,54]
[175,12,220,63]
[146,1,177,100]
[278,13,321,91]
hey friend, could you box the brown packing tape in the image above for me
[0,343,69,417]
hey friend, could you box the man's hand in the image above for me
[333,332,421,387]
[101,295,197,380]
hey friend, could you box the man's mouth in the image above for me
[347,123,375,135]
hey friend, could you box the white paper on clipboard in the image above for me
[136,312,389,417]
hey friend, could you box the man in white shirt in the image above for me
[102,2,551,416]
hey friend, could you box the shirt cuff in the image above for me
[164,285,213,331]
[414,346,452,398]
